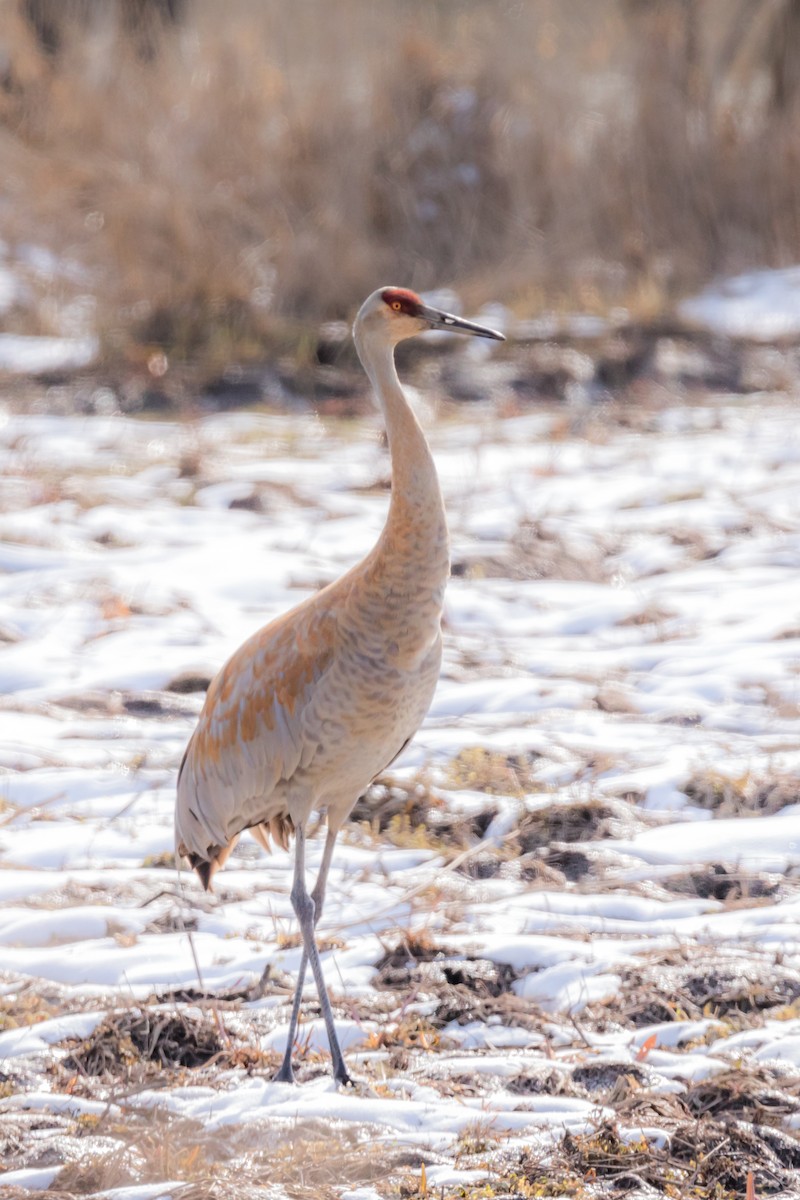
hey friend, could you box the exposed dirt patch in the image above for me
[684,770,799,817]
[506,1066,578,1097]
[373,933,531,1031]
[166,671,213,694]
[375,933,516,998]
[515,1112,800,1195]
[118,690,200,718]
[618,951,800,1028]
[684,1065,800,1126]
[516,796,647,853]
[535,844,592,881]
[352,774,498,849]
[373,930,464,976]
[62,1007,225,1075]
[664,862,789,903]
[570,1060,651,1095]
[375,954,516,1000]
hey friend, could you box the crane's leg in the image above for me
[276,823,352,1086]
[272,950,307,1083]
[274,824,340,1083]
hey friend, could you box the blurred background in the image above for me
[1,0,800,402]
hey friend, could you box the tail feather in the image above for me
[180,835,239,892]
[250,813,294,854]
[179,813,293,891]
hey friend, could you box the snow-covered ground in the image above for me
[0,243,99,376]
[1,395,800,1197]
[679,266,800,341]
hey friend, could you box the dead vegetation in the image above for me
[684,770,799,817]
[373,930,533,1033]
[393,1103,800,1197]
[664,862,794,905]
[684,1065,800,1126]
[352,750,575,874]
[357,752,637,882]
[594,947,800,1033]
[458,520,614,584]
[352,767,500,852]
[62,1007,225,1076]
[517,1114,800,1196]
[3,1103,399,1200]
[3,731,800,1194]
[0,978,63,1032]
[516,796,648,852]
[4,3,800,386]
[4,913,800,1196]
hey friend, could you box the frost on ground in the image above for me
[0,395,799,1199]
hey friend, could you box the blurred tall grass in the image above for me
[2,0,800,373]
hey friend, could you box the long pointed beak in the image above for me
[418,303,505,341]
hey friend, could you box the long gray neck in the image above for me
[354,324,450,600]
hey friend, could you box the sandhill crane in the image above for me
[175,286,504,1085]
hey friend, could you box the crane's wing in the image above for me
[175,605,336,875]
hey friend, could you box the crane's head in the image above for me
[356,286,505,346]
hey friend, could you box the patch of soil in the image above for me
[352,777,497,848]
[516,796,644,853]
[432,978,536,1029]
[62,1007,224,1075]
[664,862,786,903]
[373,934,530,1029]
[518,1112,800,1194]
[533,844,592,881]
[375,940,515,998]
[570,1060,650,1095]
[618,951,800,1028]
[684,770,799,817]
[118,690,199,717]
[455,849,507,879]
[507,1067,577,1097]
[684,1065,800,1126]
[166,671,213,694]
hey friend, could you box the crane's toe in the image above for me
[272,1061,296,1085]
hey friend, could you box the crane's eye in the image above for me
[391,301,402,311]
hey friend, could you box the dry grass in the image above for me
[3,2,800,384]
[444,746,537,796]
[397,1109,800,1197]
[372,931,533,1034]
[0,977,62,1032]
[613,947,800,1029]
[684,769,799,817]
[515,795,647,853]
[5,918,800,1197]
[62,1006,226,1077]
[351,768,499,852]
[42,1108,397,1200]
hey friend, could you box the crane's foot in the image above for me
[333,1069,377,1097]
[272,1057,296,1084]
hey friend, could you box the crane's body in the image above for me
[176,286,503,1085]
